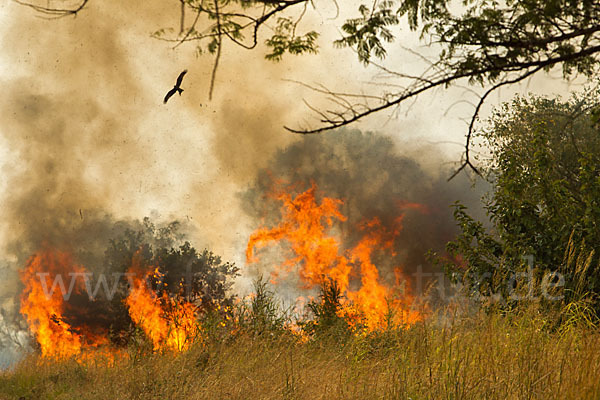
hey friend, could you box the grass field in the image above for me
[2,303,600,400]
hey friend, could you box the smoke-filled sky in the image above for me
[0,1,415,269]
[0,0,587,365]
[0,0,585,258]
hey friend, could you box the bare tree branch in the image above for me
[15,0,89,17]
[286,44,600,178]
[209,0,223,100]
[448,65,545,180]
[18,0,600,182]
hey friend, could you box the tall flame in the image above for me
[19,249,108,359]
[246,184,351,290]
[125,256,200,351]
[20,248,200,359]
[246,183,423,331]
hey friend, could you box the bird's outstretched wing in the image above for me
[164,87,178,104]
[175,70,188,87]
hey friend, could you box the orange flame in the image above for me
[125,255,200,351]
[20,247,200,359]
[19,249,108,359]
[246,183,423,331]
[246,183,352,289]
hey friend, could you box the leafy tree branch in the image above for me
[17,0,600,178]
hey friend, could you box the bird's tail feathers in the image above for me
[178,88,184,95]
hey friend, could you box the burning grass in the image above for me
[6,266,600,399]
[15,183,428,363]
[2,303,600,399]
[6,183,600,398]
[246,182,424,332]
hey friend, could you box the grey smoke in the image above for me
[0,0,492,368]
[241,129,489,298]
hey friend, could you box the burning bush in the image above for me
[19,218,239,359]
[246,182,424,332]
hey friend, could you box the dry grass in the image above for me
[2,306,600,400]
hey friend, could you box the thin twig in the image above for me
[448,65,545,180]
[209,0,222,100]
[179,0,185,35]
[15,0,89,16]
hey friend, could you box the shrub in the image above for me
[437,86,600,312]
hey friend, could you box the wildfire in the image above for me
[18,183,424,359]
[19,248,201,360]
[246,184,352,290]
[126,256,200,351]
[19,249,108,359]
[246,182,423,331]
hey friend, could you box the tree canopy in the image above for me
[97,218,239,344]
[436,85,600,309]
[17,0,600,175]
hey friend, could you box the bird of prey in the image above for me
[164,69,188,104]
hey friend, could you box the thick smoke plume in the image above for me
[242,129,488,298]
[0,0,489,366]
[0,0,193,365]
[0,0,306,365]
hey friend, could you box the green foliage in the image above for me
[442,203,505,299]
[335,0,600,81]
[400,0,600,80]
[104,217,238,307]
[302,279,355,342]
[148,0,600,84]
[22,0,600,135]
[438,86,600,310]
[265,18,319,62]
[149,0,600,83]
[335,1,399,64]
[148,0,320,62]
[96,217,239,344]
[234,277,289,335]
[153,243,239,308]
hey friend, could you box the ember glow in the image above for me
[246,183,423,331]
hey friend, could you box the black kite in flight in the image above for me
[164,70,187,104]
